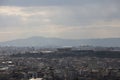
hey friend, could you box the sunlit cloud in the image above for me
[0,0,120,41]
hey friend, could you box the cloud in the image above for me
[0,0,120,41]
[0,0,120,7]
[0,0,101,6]
[0,3,120,27]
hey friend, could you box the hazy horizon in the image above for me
[1,36,120,42]
[0,0,120,42]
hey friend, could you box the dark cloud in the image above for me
[0,0,119,7]
[0,0,86,6]
[0,0,120,40]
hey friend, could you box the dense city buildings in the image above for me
[0,46,120,80]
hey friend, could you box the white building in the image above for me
[29,78,43,80]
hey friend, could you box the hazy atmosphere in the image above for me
[0,1,120,80]
[0,0,120,42]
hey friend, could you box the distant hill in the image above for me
[0,36,120,47]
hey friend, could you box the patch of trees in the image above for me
[10,50,120,58]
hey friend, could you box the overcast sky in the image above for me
[0,0,120,41]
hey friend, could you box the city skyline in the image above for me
[0,0,120,41]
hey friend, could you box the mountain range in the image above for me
[0,36,120,47]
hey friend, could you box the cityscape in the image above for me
[0,46,120,80]
[0,0,120,80]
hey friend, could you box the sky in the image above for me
[0,0,120,41]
